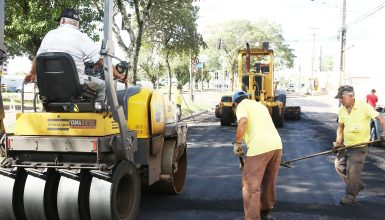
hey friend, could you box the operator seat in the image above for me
[36,52,97,112]
[242,75,262,97]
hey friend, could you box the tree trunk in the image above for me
[223,56,234,92]
[230,63,235,92]
[125,0,154,85]
[132,28,142,85]
[166,52,172,101]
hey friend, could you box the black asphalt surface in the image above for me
[138,96,385,220]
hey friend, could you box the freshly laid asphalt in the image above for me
[138,94,385,220]
[2,92,385,219]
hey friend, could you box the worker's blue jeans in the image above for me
[334,146,367,200]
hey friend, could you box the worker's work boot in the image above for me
[340,195,356,205]
[261,209,275,220]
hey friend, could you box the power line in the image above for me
[349,1,385,26]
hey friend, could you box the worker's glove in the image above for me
[332,142,345,153]
[233,142,243,156]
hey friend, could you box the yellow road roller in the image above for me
[0,1,187,219]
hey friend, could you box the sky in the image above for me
[194,0,385,100]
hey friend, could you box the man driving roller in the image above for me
[25,8,126,101]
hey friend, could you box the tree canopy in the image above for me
[111,0,156,85]
[203,19,295,70]
[3,1,297,94]
[201,19,296,90]
[143,0,206,99]
[4,0,101,59]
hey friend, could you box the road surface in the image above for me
[138,94,385,220]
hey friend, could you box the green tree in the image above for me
[4,0,101,59]
[88,0,157,85]
[173,55,190,90]
[109,0,156,85]
[138,44,165,88]
[195,67,211,90]
[202,19,295,90]
[144,0,205,100]
[202,69,212,89]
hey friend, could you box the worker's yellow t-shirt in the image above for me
[175,92,182,106]
[338,100,379,146]
[236,99,282,156]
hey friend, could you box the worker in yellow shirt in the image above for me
[333,85,385,204]
[232,91,282,220]
[175,89,183,121]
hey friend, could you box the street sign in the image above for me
[195,62,203,68]
[191,57,199,65]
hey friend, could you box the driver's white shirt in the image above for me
[37,24,100,84]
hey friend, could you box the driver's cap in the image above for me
[56,8,80,22]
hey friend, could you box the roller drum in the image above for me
[57,176,81,220]
[0,173,18,220]
[0,168,27,220]
[23,170,60,220]
[23,174,47,219]
[89,160,140,220]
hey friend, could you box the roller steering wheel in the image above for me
[115,61,130,84]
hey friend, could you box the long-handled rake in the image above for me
[280,140,379,168]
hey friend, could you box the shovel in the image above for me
[239,154,244,170]
[280,140,380,168]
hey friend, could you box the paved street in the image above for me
[2,92,385,219]
[138,94,385,220]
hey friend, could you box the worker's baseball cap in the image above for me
[232,91,248,103]
[56,8,79,22]
[334,85,354,99]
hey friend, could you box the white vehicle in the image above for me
[287,83,295,92]
[1,75,24,92]
[137,80,153,88]
[370,106,385,147]
[159,77,177,86]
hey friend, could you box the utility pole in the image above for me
[319,46,322,72]
[309,28,318,95]
[339,0,347,86]
[311,30,316,79]
[1,0,6,134]
[221,53,225,94]
[0,0,4,53]
[189,55,194,101]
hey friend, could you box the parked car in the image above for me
[214,83,229,89]
[137,80,153,88]
[287,84,295,92]
[370,106,385,147]
[1,76,24,93]
[1,83,6,92]
[16,83,35,93]
[158,78,176,87]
